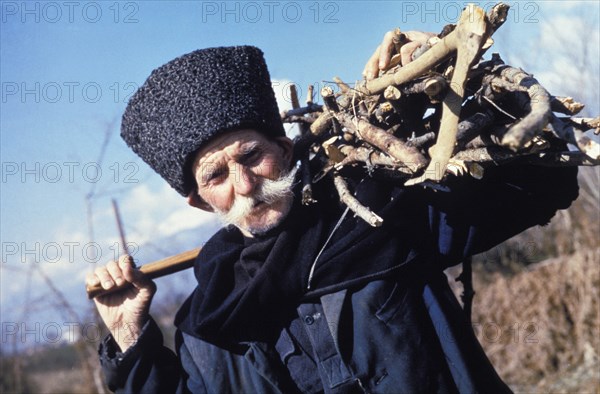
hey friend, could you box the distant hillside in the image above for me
[469,248,600,393]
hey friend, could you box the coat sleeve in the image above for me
[99,317,199,393]
[422,162,579,268]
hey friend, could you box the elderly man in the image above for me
[87,42,578,393]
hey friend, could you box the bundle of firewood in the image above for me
[282,3,600,227]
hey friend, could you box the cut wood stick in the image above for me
[310,111,333,136]
[282,115,315,124]
[549,116,600,160]
[335,111,428,172]
[492,67,552,151]
[333,175,383,227]
[281,103,323,118]
[333,76,351,94]
[86,247,201,299]
[451,146,516,163]
[568,116,600,135]
[336,145,412,174]
[357,5,489,96]
[289,84,317,205]
[321,86,340,113]
[397,75,448,97]
[306,84,314,105]
[407,5,489,185]
[551,96,584,115]
[289,84,301,109]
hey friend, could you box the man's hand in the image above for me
[86,255,156,352]
[362,30,437,80]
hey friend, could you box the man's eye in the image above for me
[204,168,226,184]
[240,148,261,164]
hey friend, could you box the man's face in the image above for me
[189,129,295,237]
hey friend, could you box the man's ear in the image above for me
[187,189,214,212]
[274,136,294,167]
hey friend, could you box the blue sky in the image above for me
[1,1,598,348]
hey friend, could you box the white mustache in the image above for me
[216,167,297,229]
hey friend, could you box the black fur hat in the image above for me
[121,46,285,197]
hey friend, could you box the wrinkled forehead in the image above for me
[193,129,267,168]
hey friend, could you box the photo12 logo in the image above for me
[200,1,340,24]
[2,82,140,104]
[2,241,140,264]
[399,2,539,24]
[2,322,102,345]
[1,2,139,24]
[1,161,139,184]
[2,321,144,345]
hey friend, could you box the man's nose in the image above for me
[231,164,257,196]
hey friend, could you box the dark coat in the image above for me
[99,163,578,393]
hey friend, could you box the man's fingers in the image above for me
[106,259,125,286]
[378,31,396,70]
[363,45,382,80]
[85,272,100,286]
[400,41,423,66]
[396,31,437,66]
[119,255,138,283]
[94,266,115,290]
[119,255,155,292]
[364,30,438,79]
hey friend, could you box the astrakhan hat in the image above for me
[121,46,285,196]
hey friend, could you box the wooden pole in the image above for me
[86,247,200,299]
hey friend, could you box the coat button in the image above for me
[304,315,314,325]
